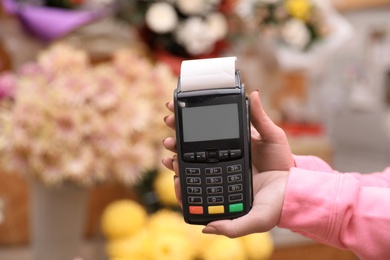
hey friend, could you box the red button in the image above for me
[189,206,203,214]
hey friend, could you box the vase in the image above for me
[29,179,89,260]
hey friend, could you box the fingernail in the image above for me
[202,226,218,235]
[162,138,167,145]
[163,115,169,123]
[165,102,170,108]
[161,158,168,167]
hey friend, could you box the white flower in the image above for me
[176,0,209,15]
[175,17,215,55]
[206,12,228,40]
[281,19,310,50]
[145,2,178,34]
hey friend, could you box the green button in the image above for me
[229,203,243,213]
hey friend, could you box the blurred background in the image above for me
[0,0,389,259]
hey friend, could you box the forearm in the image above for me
[293,155,335,173]
[279,167,390,260]
[293,155,390,187]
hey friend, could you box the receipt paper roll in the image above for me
[180,57,237,92]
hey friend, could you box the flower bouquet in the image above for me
[241,0,331,51]
[0,43,176,260]
[0,43,176,187]
[115,0,237,74]
[236,0,353,71]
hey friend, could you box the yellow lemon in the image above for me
[101,200,147,240]
[106,228,151,260]
[201,235,246,260]
[184,224,209,255]
[153,169,178,206]
[240,232,274,259]
[147,209,187,236]
[149,233,195,260]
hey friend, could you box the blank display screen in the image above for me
[182,104,240,142]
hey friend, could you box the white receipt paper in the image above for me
[180,56,236,92]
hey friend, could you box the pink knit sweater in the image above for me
[279,155,390,260]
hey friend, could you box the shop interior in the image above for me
[0,0,390,259]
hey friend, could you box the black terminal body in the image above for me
[174,70,253,225]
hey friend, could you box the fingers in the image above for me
[249,91,284,143]
[163,100,177,154]
[161,157,175,171]
[163,101,182,207]
[164,115,175,129]
[202,209,270,238]
[202,171,288,238]
[164,101,175,129]
[166,101,174,112]
[161,155,183,207]
[163,137,177,153]
[172,159,182,206]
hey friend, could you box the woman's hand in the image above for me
[161,90,294,237]
[202,169,288,237]
[248,91,295,172]
[162,91,295,172]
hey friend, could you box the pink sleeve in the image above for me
[294,155,390,187]
[293,155,334,173]
[279,165,390,260]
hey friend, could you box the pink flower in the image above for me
[0,72,16,100]
[17,62,45,77]
[0,44,177,187]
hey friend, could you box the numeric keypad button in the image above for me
[186,177,201,185]
[205,167,222,175]
[206,176,223,185]
[227,164,242,173]
[207,196,224,204]
[229,193,243,202]
[187,187,202,194]
[188,196,202,204]
[185,168,200,175]
[227,174,242,183]
[228,184,243,192]
[206,186,223,194]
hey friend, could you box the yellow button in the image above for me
[208,205,224,214]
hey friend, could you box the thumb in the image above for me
[249,91,283,142]
[202,209,272,238]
